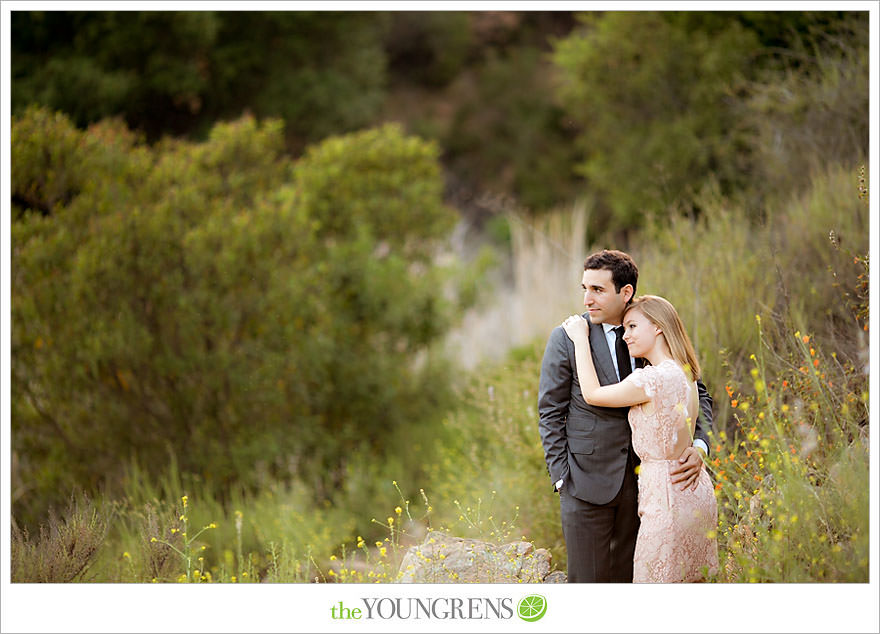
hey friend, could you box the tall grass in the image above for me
[710,319,869,581]
[635,163,868,424]
[425,342,565,565]
[11,495,110,582]
[444,201,590,370]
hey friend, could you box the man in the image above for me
[538,249,713,582]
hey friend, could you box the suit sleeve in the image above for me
[694,378,714,455]
[538,327,572,489]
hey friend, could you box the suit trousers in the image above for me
[560,449,640,583]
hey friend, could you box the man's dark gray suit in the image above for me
[538,314,713,582]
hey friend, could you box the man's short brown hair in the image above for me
[583,249,638,296]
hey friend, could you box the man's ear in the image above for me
[622,284,635,303]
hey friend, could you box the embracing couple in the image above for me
[538,249,719,583]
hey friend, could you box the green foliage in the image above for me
[12,108,461,526]
[553,12,758,228]
[442,46,582,210]
[11,495,110,582]
[552,11,868,231]
[294,123,454,251]
[91,458,359,583]
[12,11,388,144]
[13,11,866,233]
[240,12,389,146]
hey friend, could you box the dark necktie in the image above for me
[614,326,632,381]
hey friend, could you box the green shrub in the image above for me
[553,12,759,228]
[12,108,462,526]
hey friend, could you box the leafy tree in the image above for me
[552,11,868,231]
[12,11,389,145]
[443,45,582,212]
[553,12,759,229]
[12,107,461,525]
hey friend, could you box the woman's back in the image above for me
[627,359,696,461]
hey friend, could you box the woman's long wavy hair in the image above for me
[623,295,701,381]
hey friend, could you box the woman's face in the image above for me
[622,308,661,357]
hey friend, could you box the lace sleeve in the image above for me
[626,366,656,398]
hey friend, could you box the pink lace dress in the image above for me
[627,359,719,582]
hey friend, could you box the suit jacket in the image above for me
[538,314,713,505]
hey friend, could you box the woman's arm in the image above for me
[561,315,649,408]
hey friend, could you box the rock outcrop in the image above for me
[397,531,565,583]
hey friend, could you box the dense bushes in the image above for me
[12,108,464,526]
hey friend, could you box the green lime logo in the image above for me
[517,594,547,622]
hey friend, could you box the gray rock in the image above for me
[397,531,564,583]
[543,570,567,583]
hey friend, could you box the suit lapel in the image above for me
[586,318,619,385]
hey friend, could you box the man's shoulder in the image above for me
[544,324,568,349]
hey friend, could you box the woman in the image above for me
[562,295,718,583]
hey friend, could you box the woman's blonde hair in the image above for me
[623,295,701,381]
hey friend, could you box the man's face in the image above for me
[581,268,633,325]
